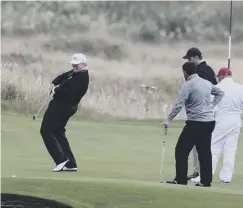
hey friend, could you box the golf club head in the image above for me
[160,180,166,184]
[33,115,36,120]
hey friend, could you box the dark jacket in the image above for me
[197,61,217,85]
[51,69,89,107]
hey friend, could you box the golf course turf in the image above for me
[1,113,243,208]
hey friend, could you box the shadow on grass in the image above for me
[1,193,72,208]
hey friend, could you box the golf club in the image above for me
[159,131,167,183]
[32,94,50,120]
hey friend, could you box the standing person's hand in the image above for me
[161,120,169,135]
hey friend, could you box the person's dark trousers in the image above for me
[40,100,78,167]
[175,120,215,186]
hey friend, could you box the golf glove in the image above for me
[51,85,59,95]
[49,84,59,96]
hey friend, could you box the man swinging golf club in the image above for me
[40,53,89,172]
[163,62,224,187]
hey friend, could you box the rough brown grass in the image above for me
[1,33,243,119]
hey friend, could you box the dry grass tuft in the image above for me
[1,33,243,120]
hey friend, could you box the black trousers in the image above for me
[40,100,78,167]
[175,120,215,185]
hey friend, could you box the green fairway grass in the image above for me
[1,113,243,207]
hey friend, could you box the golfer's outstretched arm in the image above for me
[211,85,225,107]
[167,83,189,122]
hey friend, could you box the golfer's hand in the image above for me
[50,85,59,96]
[49,84,55,94]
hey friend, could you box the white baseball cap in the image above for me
[69,53,88,65]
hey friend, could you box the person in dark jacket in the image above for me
[183,47,218,180]
[40,53,89,172]
[183,47,217,85]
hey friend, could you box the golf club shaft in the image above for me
[228,0,233,69]
[160,145,165,181]
[159,140,166,182]
[35,95,50,117]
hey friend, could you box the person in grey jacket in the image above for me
[183,47,217,180]
[163,62,224,187]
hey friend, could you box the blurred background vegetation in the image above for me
[2,1,243,42]
[1,1,243,119]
